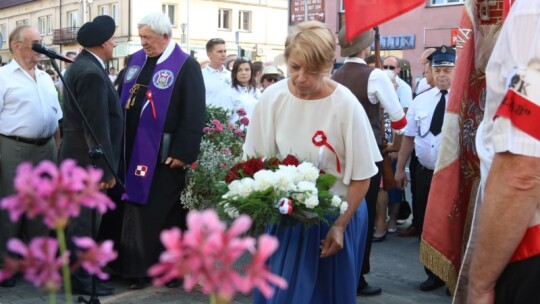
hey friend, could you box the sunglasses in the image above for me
[383,65,396,70]
[263,77,277,82]
[235,56,251,62]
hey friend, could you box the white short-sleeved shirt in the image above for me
[0,59,63,138]
[396,76,413,109]
[404,87,449,169]
[202,65,234,110]
[244,80,382,196]
[476,1,540,189]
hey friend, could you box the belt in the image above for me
[1,134,52,146]
[418,163,434,172]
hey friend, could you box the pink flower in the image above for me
[234,129,244,137]
[236,108,247,117]
[73,237,118,280]
[244,235,288,299]
[223,148,232,155]
[148,210,286,301]
[239,117,250,126]
[0,160,115,229]
[203,127,213,133]
[2,237,68,291]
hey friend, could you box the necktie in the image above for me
[429,90,448,136]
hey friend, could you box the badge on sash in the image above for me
[152,69,175,89]
[135,165,148,177]
[125,66,140,83]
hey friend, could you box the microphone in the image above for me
[32,43,74,63]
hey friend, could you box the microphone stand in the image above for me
[50,58,123,304]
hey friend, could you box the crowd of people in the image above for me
[1,2,539,303]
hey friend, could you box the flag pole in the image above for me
[374,26,381,69]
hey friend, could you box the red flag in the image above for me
[344,0,424,41]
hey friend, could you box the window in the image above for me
[0,24,7,42]
[218,9,232,30]
[38,15,53,35]
[67,10,78,28]
[111,4,120,25]
[429,0,464,6]
[99,5,109,16]
[238,11,251,31]
[162,4,176,25]
[16,19,29,27]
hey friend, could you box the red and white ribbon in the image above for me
[146,90,157,120]
[275,198,293,215]
[312,130,341,173]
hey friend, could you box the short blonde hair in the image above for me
[285,21,335,75]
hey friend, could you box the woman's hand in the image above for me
[320,225,344,258]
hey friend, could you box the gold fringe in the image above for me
[420,239,458,295]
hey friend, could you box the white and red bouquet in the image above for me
[218,155,348,229]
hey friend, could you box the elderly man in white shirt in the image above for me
[201,38,234,110]
[0,25,62,288]
[395,45,456,293]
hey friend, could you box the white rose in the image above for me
[331,195,342,208]
[273,170,296,192]
[304,195,319,209]
[253,170,276,191]
[228,180,242,196]
[340,201,348,214]
[238,178,255,197]
[296,162,320,182]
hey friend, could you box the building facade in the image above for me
[0,0,288,69]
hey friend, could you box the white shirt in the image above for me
[244,80,382,196]
[0,59,63,138]
[343,57,405,121]
[404,87,449,169]
[476,1,540,190]
[202,64,234,109]
[396,76,413,109]
[230,85,261,121]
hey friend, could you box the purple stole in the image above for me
[119,44,189,204]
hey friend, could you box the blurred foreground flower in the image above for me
[0,237,67,291]
[0,160,117,304]
[148,209,287,303]
[0,159,115,229]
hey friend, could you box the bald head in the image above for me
[421,48,437,65]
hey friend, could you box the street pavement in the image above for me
[0,221,451,304]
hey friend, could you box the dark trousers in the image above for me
[414,162,433,235]
[360,161,383,278]
[496,255,540,303]
[409,150,419,228]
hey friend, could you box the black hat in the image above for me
[427,45,456,67]
[77,15,116,48]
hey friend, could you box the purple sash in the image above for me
[119,44,189,204]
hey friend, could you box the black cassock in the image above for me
[100,53,205,279]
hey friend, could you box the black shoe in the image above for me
[357,279,382,296]
[419,275,445,292]
[372,232,387,243]
[72,282,115,296]
[128,278,149,290]
[0,277,16,288]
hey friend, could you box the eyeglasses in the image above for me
[263,76,277,83]
[383,65,396,70]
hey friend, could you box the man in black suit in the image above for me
[59,15,122,296]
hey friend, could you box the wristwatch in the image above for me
[394,128,405,135]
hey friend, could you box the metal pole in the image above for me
[304,0,308,21]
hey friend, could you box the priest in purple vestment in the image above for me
[99,12,205,289]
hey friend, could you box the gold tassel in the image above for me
[420,239,459,295]
[125,84,148,110]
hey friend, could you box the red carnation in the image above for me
[282,155,300,167]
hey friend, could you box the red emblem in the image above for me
[312,130,341,173]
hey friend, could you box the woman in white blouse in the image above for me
[230,57,261,122]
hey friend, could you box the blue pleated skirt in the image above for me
[253,201,368,304]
